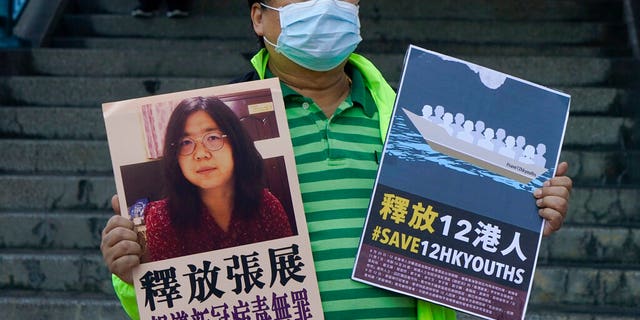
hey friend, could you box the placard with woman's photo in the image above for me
[103,78,323,319]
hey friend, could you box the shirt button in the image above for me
[302,102,310,109]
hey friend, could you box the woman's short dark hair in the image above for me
[162,96,264,229]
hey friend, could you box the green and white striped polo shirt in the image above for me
[271,66,417,320]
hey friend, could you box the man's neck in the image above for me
[268,58,351,118]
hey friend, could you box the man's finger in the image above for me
[102,224,139,249]
[555,161,569,177]
[110,255,140,284]
[536,195,568,218]
[111,194,121,215]
[101,215,134,238]
[540,208,564,236]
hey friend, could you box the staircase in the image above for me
[0,0,638,319]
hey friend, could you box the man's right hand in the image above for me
[100,195,141,284]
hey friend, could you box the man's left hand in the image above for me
[534,161,573,236]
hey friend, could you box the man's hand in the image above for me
[534,161,573,236]
[100,195,141,284]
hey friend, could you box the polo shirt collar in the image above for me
[265,63,377,118]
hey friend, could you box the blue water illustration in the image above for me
[386,115,553,193]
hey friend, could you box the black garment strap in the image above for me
[229,70,261,84]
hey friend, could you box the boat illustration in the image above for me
[402,108,547,184]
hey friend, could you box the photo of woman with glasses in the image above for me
[142,95,293,262]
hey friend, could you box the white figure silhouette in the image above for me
[493,128,506,152]
[431,105,445,124]
[534,143,547,167]
[499,136,516,159]
[472,120,485,144]
[422,104,433,120]
[439,112,454,135]
[457,120,475,143]
[478,128,494,151]
[452,113,465,136]
[518,145,536,164]
[514,135,526,160]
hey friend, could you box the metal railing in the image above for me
[3,0,11,36]
[2,0,28,38]
[624,0,640,59]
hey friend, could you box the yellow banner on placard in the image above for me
[248,102,274,114]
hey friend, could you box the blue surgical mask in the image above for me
[261,0,362,71]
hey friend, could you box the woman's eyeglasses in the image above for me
[175,132,227,156]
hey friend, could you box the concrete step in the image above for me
[568,187,640,226]
[530,266,640,314]
[0,140,112,174]
[67,0,625,21]
[563,115,633,147]
[367,54,620,87]
[57,14,254,39]
[563,87,626,115]
[3,291,636,320]
[2,140,638,186]
[0,107,108,139]
[1,105,631,146]
[0,290,126,320]
[0,251,112,294]
[1,48,251,78]
[0,290,638,320]
[0,77,228,106]
[362,0,625,21]
[0,211,108,249]
[50,36,263,52]
[561,150,640,185]
[1,49,625,87]
[539,226,640,263]
[68,0,247,16]
[0,175,115,211]
[1,292,636,320]
[362,20,626,47]
[49,36,632,57]
[56,14,626,47]
[460,310,639,320]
